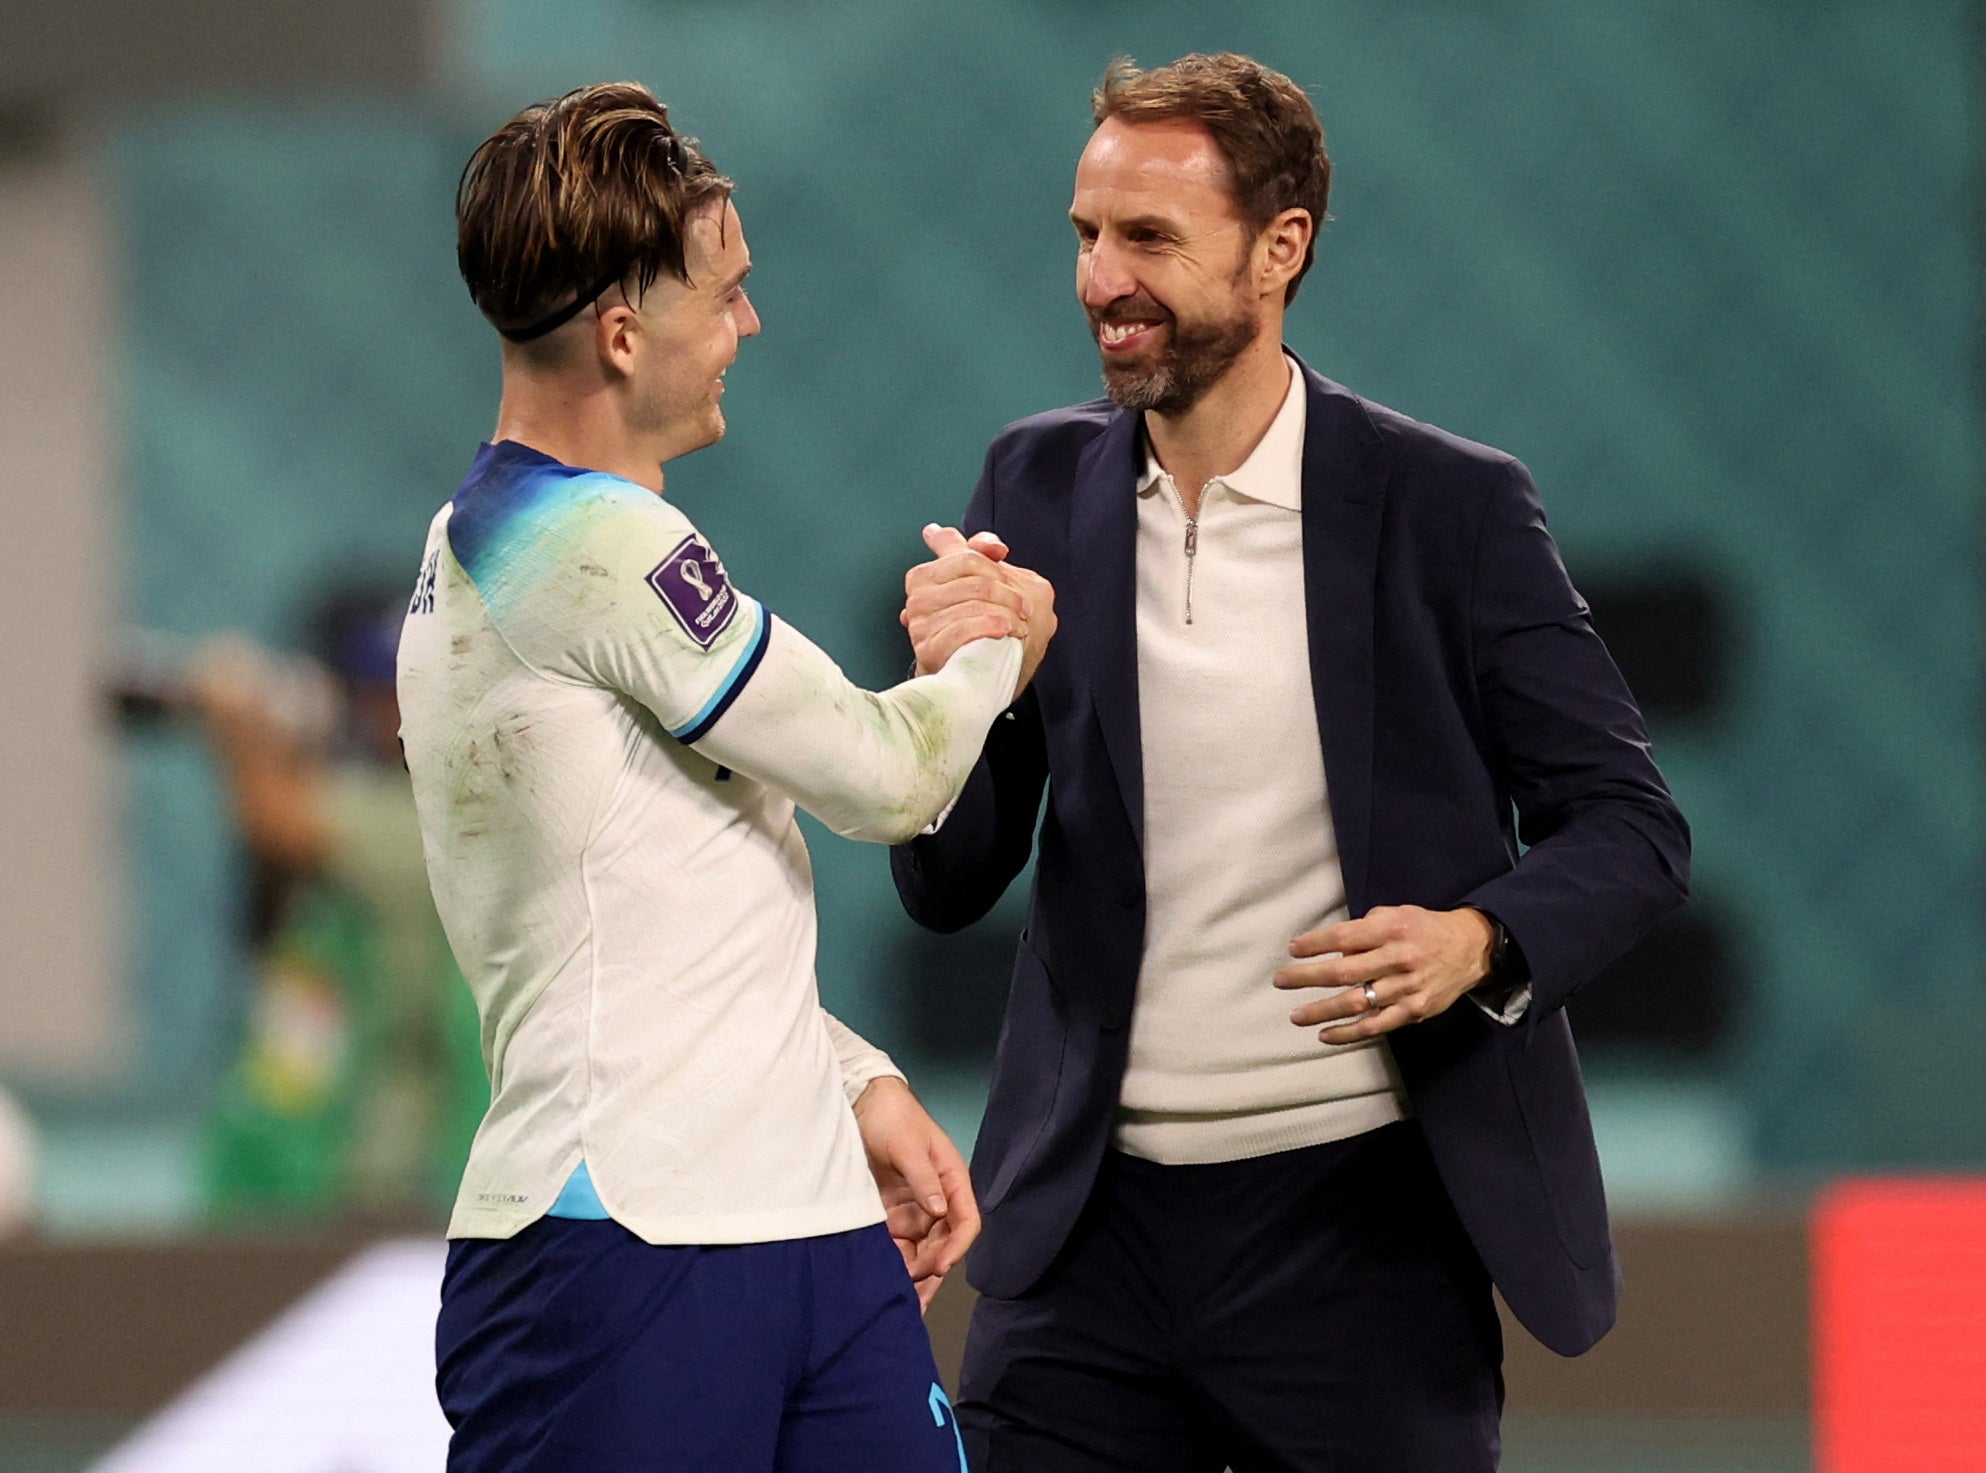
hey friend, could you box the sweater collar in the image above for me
[1135,351,1306,510]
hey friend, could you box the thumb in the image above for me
[897,1142,950,1219]
[967,531,1011,563]
[923,523,972,558]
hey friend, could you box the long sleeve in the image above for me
[821,1012,905,1107]
[488,475,1022,845]
[1459,459,1691,1018]
[692,622,1021,845]
[891,440,1051,930]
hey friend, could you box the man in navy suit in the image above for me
[892,52,1690,1472]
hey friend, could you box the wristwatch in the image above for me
[1474,909,1528,991]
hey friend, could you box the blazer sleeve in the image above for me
[890,438,1052,933]
[1459,458,1691,1020]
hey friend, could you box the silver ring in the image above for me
[1362,983,1380,1011]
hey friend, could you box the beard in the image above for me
[1093,291,1259,416]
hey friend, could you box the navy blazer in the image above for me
[891,358,1690,1357]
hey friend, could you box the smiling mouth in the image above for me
[1098,319,1164,351]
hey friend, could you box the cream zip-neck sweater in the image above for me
[1113,359,1410,1165]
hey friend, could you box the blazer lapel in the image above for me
[1295,360,1390,917]
[1066,407,1146,851]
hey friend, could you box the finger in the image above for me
[928,1154,981,1277]
[884,1200,938,1238]
[902,1224,952,1282]
[894,1142,950,1222]
[1318,1002,1412,1045]
[1272,944,1406,992]
[1001,565,1052,599]
[1290,912,1397,959]
[915,1272,944,1313]
[1288,976,1400,1028]
[907,608,1032,655]
[967,531,1011,562]
[910,602,1031,641]
[906,561,1031,619]
[907,574,1031,617]
[990,566,1047,612]
[923,523,973,557]
[916,616,1029,667]
[911,597,1030,637]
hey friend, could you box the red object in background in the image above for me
[1815,1179,1986,1471]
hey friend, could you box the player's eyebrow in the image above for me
[720,262,752,293]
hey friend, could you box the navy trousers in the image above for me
[959,1121,1504,1472]
[437,1217,968,1472]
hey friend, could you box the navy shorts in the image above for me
[436,1216,967,1472]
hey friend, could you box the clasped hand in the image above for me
[901,525,1057,693]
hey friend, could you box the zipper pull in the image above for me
[1183,518,1198,625]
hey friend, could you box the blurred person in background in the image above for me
[895,52,1690,1472]
[178,586,484,1226]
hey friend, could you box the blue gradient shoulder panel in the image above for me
[446,440,652,610]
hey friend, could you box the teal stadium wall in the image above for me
[116,0,1984,1174]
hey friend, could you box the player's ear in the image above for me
[595,300,641,381]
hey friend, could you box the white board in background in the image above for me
[92,1239,451,1473]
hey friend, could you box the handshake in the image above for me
[901,524,1058,695]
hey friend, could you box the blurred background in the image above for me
[0,0,1979,1468]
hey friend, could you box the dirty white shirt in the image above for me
[399,440,1019,1243]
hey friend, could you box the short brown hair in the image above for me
[456,82,734,341]
[1093,54,1331,304]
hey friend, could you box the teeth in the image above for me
[1101,321,1156,345]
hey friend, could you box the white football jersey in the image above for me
[398,441,1019,1244]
